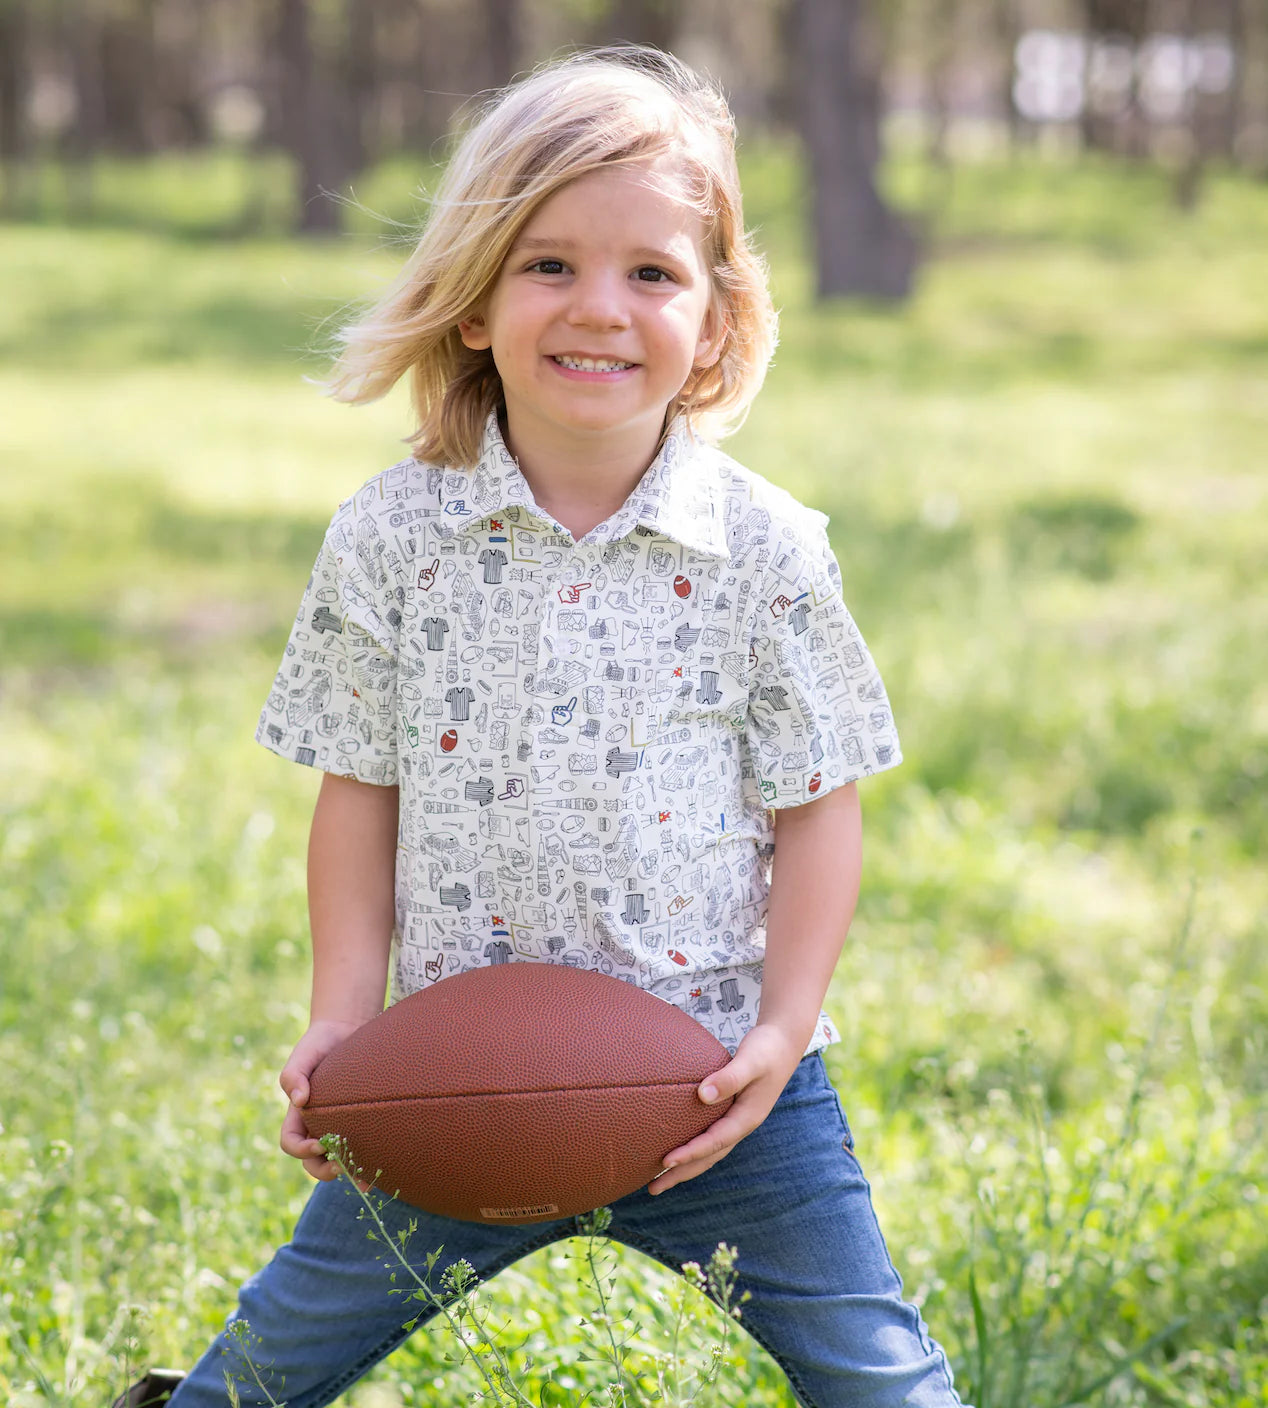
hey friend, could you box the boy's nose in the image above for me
[566,274,631,330]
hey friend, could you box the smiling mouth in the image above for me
[551,355,638,372]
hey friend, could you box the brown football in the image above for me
[302,962,733,1224]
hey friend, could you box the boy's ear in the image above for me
[458,312,492,351]
[693,299,728,370]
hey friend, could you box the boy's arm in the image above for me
[749,781,863,1053]
[649,781,862,1195]
[307,772,399,1026]
[280,772,399,1181]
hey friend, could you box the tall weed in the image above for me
[938,882,1267,1407]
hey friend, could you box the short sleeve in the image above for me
[745,521,902,807]
[254,497,401,786]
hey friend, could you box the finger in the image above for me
[280,1108,324,1161]
[653,1129,749,1191]
[282,1071,309,1106]
[282,1132,326,1161]
[280,1101,307,1139]
[302,1154,338,1181]
[696,1059,756,1106]
[282,1130,327,1160]
[648,1148,729,1196]
[659,1107,760,1170]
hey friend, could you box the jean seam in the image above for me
[272,1224,570,1408]
[813,1068,966,1406]
[606,1223,820,1408]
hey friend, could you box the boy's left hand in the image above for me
[647,1023,805,1196]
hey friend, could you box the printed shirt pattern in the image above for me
[255,413,902,1057]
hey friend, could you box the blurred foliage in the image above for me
[1,143,1266,1404]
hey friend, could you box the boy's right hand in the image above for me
[279,1019,366,1181]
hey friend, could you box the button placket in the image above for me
[536,534,566,662]
[546,551,594,664]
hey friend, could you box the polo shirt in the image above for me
[255,411,902,1057]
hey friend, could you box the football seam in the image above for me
[308,1079,722,1111]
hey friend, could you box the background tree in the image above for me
[483,0,523,91]
[1081,0,1152,156]
[793,0,920,299]
[274,0,356,234]
[604,0,679,50]
[992,0,1026,150]
[0,0,31,214]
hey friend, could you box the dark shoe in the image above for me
[111,1369,184,1407]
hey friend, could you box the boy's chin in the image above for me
[509,401,668,444]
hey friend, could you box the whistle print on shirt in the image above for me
[256,413,902,1058]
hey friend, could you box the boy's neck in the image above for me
[499,407,667,541]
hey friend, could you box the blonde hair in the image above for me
[325,46,778,467]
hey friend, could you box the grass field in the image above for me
[1,144,1266,1406]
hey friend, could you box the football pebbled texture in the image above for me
[302,962,734,1224]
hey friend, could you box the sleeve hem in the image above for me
[253,724,399,787]
[764,749,904,810]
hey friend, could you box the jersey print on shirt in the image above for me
[255,412,902,1057]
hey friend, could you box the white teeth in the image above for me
[553,355,634,372]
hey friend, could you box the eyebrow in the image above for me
[511,236,685,263]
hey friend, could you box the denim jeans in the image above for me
[170,1053,967,1408]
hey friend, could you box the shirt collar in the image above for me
[441,411,730,561]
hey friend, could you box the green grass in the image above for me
[1,143,1266,1405]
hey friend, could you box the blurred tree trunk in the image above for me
[922,0,956,169]
[401,1,476,153]
[276,0,326,231]
[1173,0,1204,208]
[483,0,521,89]
[342,0,377,173]
[0,0,31,214]
[1172,0,1241,208]
[1232,0,1268,174]
[276,0,360,234]
[794,0,919,300]
[62,2,105,218]
[769,0,801,133]
[99,0,155,154]
[152,0,210,147]
[1081,0,1150,156]
[1221,0,1245,158]
[992,0,1025,150]
[604,0,678,51]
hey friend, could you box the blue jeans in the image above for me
[170,1053,966,1407]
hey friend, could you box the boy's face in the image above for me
[458,160,722,468]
